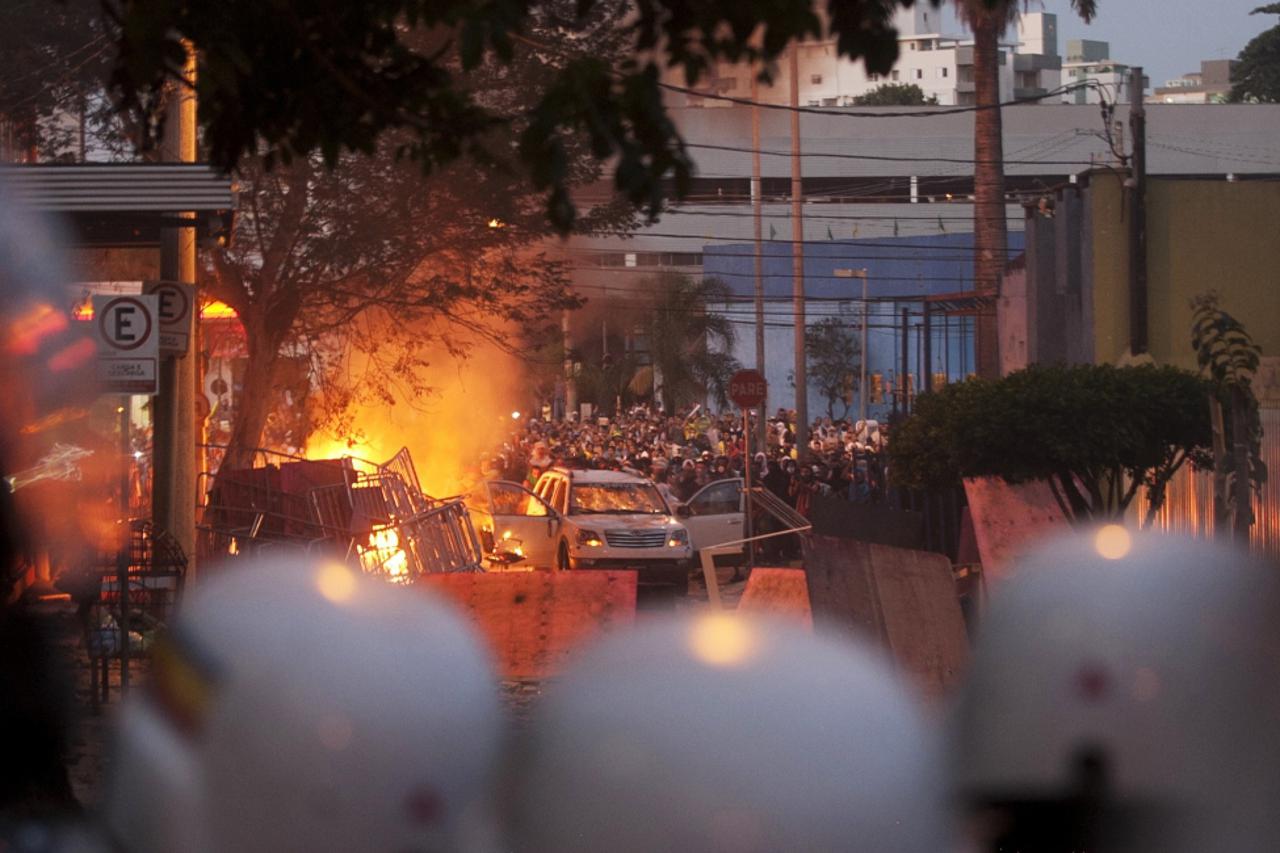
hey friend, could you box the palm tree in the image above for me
[641,273,740,412]
[956,0,1096,377]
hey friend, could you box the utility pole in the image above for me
[789,41,808,459]
[1127,66,1148,356]
[152,41,198,578]
[751,68,767,451]
[562,309,576,420]
[858,270,869,423]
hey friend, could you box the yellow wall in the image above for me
[1089,176,1280,369]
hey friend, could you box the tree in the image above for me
[641,274,740,412]
[1231,4,1280,103]
[1190,292,1268,540]
[107,0,938,230]
[0,0,115,160]
[954,0,1096,377]
[850,83,938,105]
[806,317,861,418]
[889,364,1212,525]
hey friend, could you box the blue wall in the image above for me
[703,233,1024,419]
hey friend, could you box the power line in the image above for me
[659,79,1104,118]
[684,141,1100,167]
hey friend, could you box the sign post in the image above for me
[729,369,768,576]
[93,294,159,692]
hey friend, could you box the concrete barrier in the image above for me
[963,476,1070,584]
[801,536,968,698]
[419,571,637,679]
[738,568,812,629]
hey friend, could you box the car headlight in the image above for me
[576,528,604,547]
[667,528,689,548]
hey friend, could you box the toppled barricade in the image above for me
[200,446,483,579]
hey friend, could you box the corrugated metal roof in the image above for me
[0,163,234,212]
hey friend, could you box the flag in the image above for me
[769,224,777,240]
[826,225,834,240]
[851,224,859,238]
[938,216,947,234]
[893,219,899,237]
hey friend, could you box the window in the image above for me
[488,482,548,517]
[908,41,916,51]
[807,100,820,106]
[810,73,823,85]
[689,480,741,516]
[869,73,880,82]
[915,68,923,80]
[939,67,949,78]
[624,253,637,268]
[891,70,900,81]
[550,480,568,515]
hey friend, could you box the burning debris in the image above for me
[200,446,483,580]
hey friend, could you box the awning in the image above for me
[0,163,235,248]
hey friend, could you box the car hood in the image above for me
[573,514,679,530]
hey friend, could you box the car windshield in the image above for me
[570,483,667,514]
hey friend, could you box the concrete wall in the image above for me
[1088,175,1280,369]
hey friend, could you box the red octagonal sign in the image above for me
[728,369,768,408]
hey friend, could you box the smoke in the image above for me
[305,327,532,499]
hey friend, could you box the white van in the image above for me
[469,468,693,593]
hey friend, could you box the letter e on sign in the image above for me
[93,295,159,395]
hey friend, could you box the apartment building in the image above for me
[670,9,1075,108]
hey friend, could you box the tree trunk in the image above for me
[221,317,288,470]
[971,12,1007,379]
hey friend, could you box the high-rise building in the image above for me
[1061,39,1146,104]
[1152,60,1238,104]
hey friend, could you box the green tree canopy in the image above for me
[850,83,938,105]
[1231,4,1280,102]
[889,364,1212,524]
[105,0,957,230]
[641,274,740,412]
[805,317,861,418]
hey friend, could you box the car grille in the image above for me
[604,529,668,548]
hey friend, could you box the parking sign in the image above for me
[143,280,195,355]
[94,294,159,395]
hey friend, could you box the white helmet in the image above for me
[103,557,503,853]
[507,613,954,852]
[949,527,1280,852]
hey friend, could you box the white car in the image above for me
[469,468,694,593]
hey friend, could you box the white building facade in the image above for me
[668,10,1080,109]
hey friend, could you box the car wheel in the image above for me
[556,541,572,573]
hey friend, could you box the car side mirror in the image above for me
[675,503,692,518]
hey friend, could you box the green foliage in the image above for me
[850,83,938,105]
[107,0,932,231]
[1190,292,1267,530]
[1231,5,1280,102]
[805,317,861,418]
[889,364,1213,523]
[641,274,740,412]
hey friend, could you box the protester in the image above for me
[484,405,890,513]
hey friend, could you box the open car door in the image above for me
[477,480,558,569]
[681,478,745,555]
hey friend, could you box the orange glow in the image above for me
[304,331,527,500]
[360,527,409,579]
[200,300,239,320]
[1095,524,1132,560]
[7,303,69,353]
[688,614,758,668]
[316,562,358,603]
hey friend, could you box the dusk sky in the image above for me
[941,0,1272,91]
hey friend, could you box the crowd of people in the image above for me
[480,405,891,517]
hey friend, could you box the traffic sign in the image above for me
[728,368,768,408]
[93,294,159,395]
[143,280,195,356]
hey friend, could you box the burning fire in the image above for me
[303,334,528,500]
[361,526,409,580]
